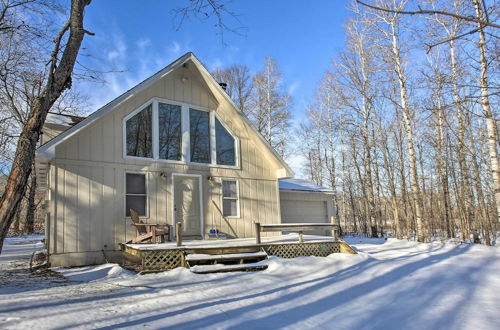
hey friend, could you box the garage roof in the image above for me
[279,178,334,193]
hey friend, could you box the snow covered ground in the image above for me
[0,235,498,330]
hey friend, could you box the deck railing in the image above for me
[254,222,340,244]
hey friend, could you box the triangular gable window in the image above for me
[215,118,236,166]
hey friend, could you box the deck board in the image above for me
[120,234,356,272]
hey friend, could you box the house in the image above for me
[36,52,335,267]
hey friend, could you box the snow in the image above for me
[189,260,269,273]
[45,113,83,126]
[279,178,333,193]
[1,235,499,329]
[186,251,268,261]
[126,233,336,250]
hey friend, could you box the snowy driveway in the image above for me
[0,236,498,330]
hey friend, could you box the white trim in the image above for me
[213,112,240,168]
[181,104,190,163]
[221,178,240,218]
[122,101,155,160]
[172,173,204,238]
[121,98,241,169]
[154,97,190,109]
[124,171,149,219]
[187,106,212,164]
[152,101,159,159]
[209,111,217,165]
[156,100,183,162]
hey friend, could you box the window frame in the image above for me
[188,106,212,165]
[214,114,238,166]
[123,102,154,160]
[122,97,239,169]
[157,101,183,162]
[221,179,240,218]
[124,171,149,218]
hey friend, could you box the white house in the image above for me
[36,52,335,267]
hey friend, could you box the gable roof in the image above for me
[279,178,333,193]
[36,52,294,177]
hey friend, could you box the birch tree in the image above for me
[472,0,500,223]
[249,56,292,157]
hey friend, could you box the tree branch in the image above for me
[425,28,480,53]
[355,0,500,29]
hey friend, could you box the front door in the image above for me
[173,175,202,237]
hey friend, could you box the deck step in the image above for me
[189,260,268,274]
[186,251,268,262]
[186,248,269,273]
[186,245,262,255]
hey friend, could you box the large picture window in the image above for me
[222,179,239,217]
[125,104,153,158]
[189,108,211,163]
[125,173,147,217]
[158,103,182,161]
[215,118,236,166]
[123,99,238,167]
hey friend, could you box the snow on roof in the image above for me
[45,112,85,126]
[279,178,333,193]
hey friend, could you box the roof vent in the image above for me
[219,82,227,91]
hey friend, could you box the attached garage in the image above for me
[279,179,335,236]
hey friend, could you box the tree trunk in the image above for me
[435,79,452,238]
[0,0,91,253]
[473,0,500,224]
[389,19,425,242]
[25,161,37,234]
[469,115,492,245]
[379,123,401,238]
[449,40,474,239]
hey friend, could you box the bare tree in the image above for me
[211,64,253,113]
[356,0,500,229]
[0,0,92,252]
[248,56,292,158]
[472,0,500,224]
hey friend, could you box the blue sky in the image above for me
[77,0,352,174]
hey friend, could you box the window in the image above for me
[189,108,211,163]
[222,179,239,217]
[125,173,147,217]
[125,104,153,158]
[123,99,239,167]
[158,103,182,161]
[215,118,236,166]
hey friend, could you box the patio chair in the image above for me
[128,209,170,244]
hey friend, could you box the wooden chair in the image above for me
[128,209,170,244]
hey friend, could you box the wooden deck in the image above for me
[120,234,357,272]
